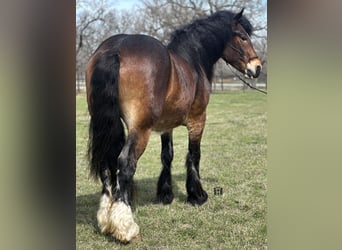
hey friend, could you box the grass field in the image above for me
[76,91,267,249]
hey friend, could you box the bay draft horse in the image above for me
[86,9,261,243]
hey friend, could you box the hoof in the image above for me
[97,196,139,243]
[109,201,139,243]
[157,185,174,205]
[157,193,174,205]
[187,190,208,206]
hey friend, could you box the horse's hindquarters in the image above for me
[117,36,171,131]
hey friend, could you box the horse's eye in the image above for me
[240,35,248,41]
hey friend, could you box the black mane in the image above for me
[167,10,253,81]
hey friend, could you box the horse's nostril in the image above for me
[256,65,261,73]
[255,65,261,77]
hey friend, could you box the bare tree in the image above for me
[133,0,199,44]
[76,0,109,84]
[76,0,143,86]
[76,0,108,56]
[133,0,266,84]
[76,0,130,87]
[76,0,267,90]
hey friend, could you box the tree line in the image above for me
[76,0,267,84]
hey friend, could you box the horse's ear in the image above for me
[234,8,245,21]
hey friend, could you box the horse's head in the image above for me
[222,9,262,79]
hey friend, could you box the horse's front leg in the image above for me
[157,130,174,204]
[186,115,208,205]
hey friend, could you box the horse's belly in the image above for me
[152,110,188,132]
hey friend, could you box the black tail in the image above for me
[87,50,125,182]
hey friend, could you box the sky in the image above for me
[113,0,141,10]
[113,0,267,11]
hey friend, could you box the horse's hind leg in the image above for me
[157,131,174,204]
[186,116,208,205]
[108,128,151,242]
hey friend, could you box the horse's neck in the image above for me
[168,52,211,93]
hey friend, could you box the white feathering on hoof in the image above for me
[97,195,139,243]
[97,194,113,234]
[108,201,140,243]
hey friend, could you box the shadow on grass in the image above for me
[132,172,188,207]
[77,172,219,228]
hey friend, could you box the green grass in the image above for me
[76,91,267,249]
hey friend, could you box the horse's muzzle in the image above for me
[245,59,262,79]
